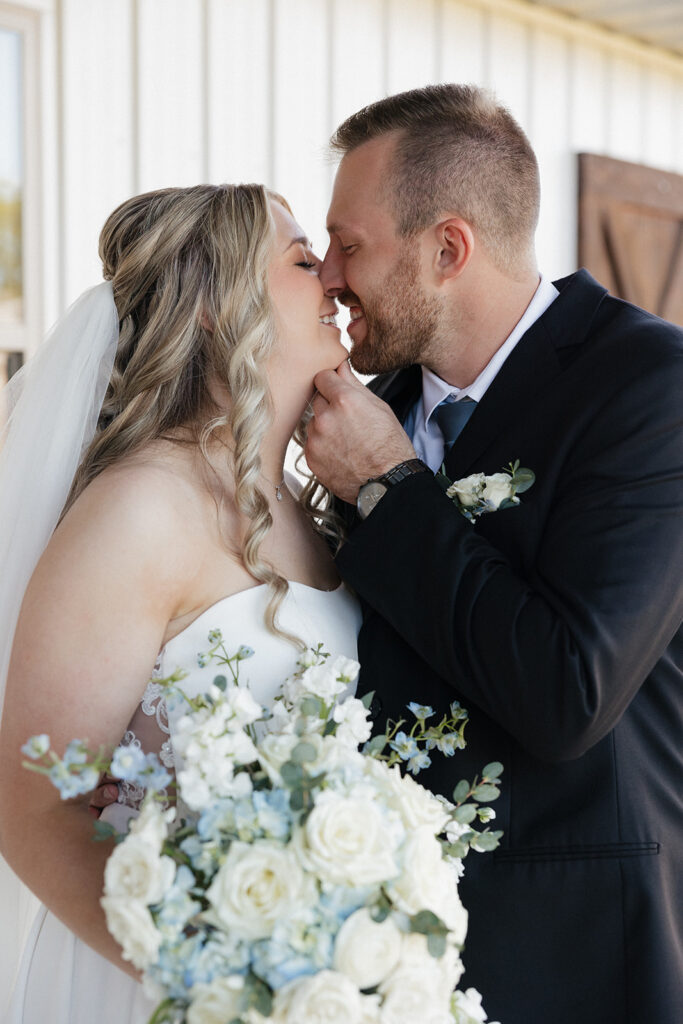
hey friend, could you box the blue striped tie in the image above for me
[432,397,477,451]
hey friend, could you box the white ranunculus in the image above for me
[296,788,403,886]
[451,987,499,1023]
[388,827,468,945]
[446,473,485,507]
[100,896,161,969]
[333,908,402,989]
[187,976,245,1024]
[128,796,174,847]
[274,969,363,1024]
[206,840,315,940]
[332,697,372,746]
[482,472,516,510]
[364,759,450,833]
[103,835,175,904]
[223,686,263,727]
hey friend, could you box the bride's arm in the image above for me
[0,465,192,980]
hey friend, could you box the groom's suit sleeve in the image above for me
[336,320,683,763]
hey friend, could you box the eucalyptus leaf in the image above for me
[280,761,304,786]
[300,696,324,718]
[290,741,317,764]
[511,468,535,492]
[482,761,504,779]
[363,734,387,757]
[323,720,337,736]
[212,674,228,692]
[427,931,447,958]
[93,820,118,842]
[453,779,471,804]
[453,803,478,824]
[289,788,305,812]
[472,783,500,802]
[473,830,503,851]
[361,690,376,710]
[410,909,447,935]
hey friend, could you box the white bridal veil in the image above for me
[0,283,119,1007]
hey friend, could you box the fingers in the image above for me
[89,783,120,809]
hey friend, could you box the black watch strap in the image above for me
[378,458,430,487]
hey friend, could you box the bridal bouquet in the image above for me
[23,639,503,1024]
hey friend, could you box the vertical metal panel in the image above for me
[439,1,488,85]
[137,0,203,192]
[385,0,438,94]
[329,0,385,129]
[60,0,135,301]
[529,27,575,275]
[206,0,272,185]
[271,0,331,253]
[605,52,646,163]
[569,39,608,156]
[643,67,677,171]
[488,10,532,131]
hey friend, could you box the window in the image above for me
[0,5,40,384]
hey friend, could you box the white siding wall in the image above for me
[12,0,683,325]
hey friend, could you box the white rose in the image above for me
[296,788,403,886]
[187,976,244,1024]
[274,970,363,1024]
[100,896,161,969]
[379,958,452,1024]
[388,827,468,944]
[364,759,450,833]
[446,473,485,507]
[333,908,402,989]
[206,839,315,940]
[399,932,464,998]
[299,663,347,702]
[482,472,516,510]
[103,836,175,904]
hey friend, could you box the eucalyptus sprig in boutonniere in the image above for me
[436,460,535,523]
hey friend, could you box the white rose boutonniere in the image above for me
[438,460,535,523]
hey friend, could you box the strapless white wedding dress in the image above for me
[3,581,361,1024]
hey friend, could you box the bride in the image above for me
[0,184,360,1023]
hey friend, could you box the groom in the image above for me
[305,84,683,1024]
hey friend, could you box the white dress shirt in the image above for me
[406,274,559,471]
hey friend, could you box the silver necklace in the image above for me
[261,471,286,502]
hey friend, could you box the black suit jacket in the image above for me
[336,271,683,1024]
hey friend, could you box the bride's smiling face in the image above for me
[267,200,348,401]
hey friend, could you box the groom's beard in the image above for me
[347,248,440,376]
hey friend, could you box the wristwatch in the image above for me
[356,459,429,520]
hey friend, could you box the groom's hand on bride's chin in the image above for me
[306,359,416,504]
[87,780,120,819]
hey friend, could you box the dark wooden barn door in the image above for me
[578,153,683,326]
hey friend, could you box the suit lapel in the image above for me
[371,364,422,426]
[443,270,609,479]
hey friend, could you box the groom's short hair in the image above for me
[330,84,540,273]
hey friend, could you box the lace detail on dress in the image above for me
[116,660,175,811]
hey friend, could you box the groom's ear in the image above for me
[431,217,474,283]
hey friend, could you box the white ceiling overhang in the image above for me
[527,1,683,56]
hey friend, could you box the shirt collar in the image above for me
[421,273,560,429]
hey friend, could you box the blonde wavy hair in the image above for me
[64,183,341,646]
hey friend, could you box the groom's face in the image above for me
[322,135,439,376]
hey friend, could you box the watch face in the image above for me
[357,480,388,519]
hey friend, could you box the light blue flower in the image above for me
[110,744,147,781]
[62,739,89,768]
[408,750,432,775]
[390,731,419,761]
[237,645,254,660]
[252,789,291,841]
[48,762,99,800]
[142,752,172,791]
[197,652,210,668]
[21,734,50,760]
[436,733,465,756]
[207,628,223,645]
[408,702,434,720]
